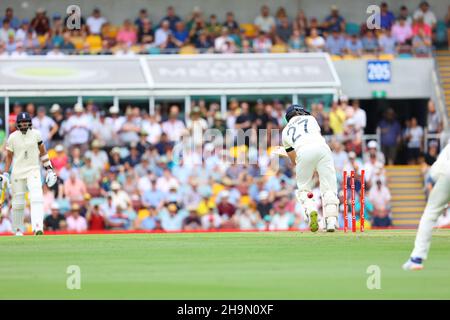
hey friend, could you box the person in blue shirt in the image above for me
[361,31,379,53]
[323,5,345,33]
[173,21,189,44]
[160,6,181,32]
[326,30,346,55]
[140,206,159,230]
[345,34,363,56]
[1,7,20,30]
[142,179,167,209]
[380,2,396,30]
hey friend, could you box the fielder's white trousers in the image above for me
[11,170,44,232]
[411,174,450,259]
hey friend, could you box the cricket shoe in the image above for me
[402,257,424,271]
[325,217,337,232]
[34,230,44,236]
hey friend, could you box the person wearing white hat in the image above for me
[363,140,385,165]
[63,103,91,153]
[44,202,65,231]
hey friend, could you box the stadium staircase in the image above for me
[385,165,426,228]
[435,50,450,120]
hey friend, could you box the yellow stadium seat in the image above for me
[37,35,48,46]
[271,44,288,53]
[378,54,394,60]
[85,35,102,52]
[179,45,198,55]
[70,36,85,50]
[240,23,257,38]
[362,54,377,60]
[130,44,143,53]
[342,54,356,60]
[330,55,342,61]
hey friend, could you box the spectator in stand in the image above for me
[368,180,392,227]
[119,107,141,145]
[378,108,401,165]
[195,30,213,52]
[80,157,101,194]
[294,10,308,33]
[378,28,397,54]
[326,30,346,55]
[256,190,273,219]
[182,207,202,230]
[51,144,68,174]
[253,31,272,53]
[361,30,378,53]
[64,170,88,203]
[412,16,431,37]
[138,18,154,45]
[154,20,171,47]
[161,6,181,32]
[404,117,424,164]
[66,203,88,232]
[254,5,276,34]
[86,8,107,35]
[15,19,31,42]
[412,28,432,56]
[380,2,396,30]
[134,8,149,32]
[59,31,75,54]
[1,7,20,30]
[398,5,413,25]
[44,203,65,231]
[63,103,91,153]
[32,106,58,149]
[160,203,184,230]
[223,11,239,32]
[323,5,345,33]
[329,101,346,135]
[0,214,12,233]
[392,16,413,45]
[364,140,386,165]
[0,19,13,43]
[162,105,186,142]
[31,8,50,36]
[206,14,222,38]
[116,19,137,46]
[217,190,237,219]
[87,204,106,230]
[306,28,325,52]
[139,206,159,230]
[288,28,305,52]
[276,17,292,43]
[345,34,363,57]
[413,1,437,30]
[426,99,442,134]
[214,27,233,53]
[110,181,132,211]
[350,100,366,132]
[106,205,132,230]
[173,21,189,45]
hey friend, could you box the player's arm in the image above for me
[38,141,57,187]
[286,148,296,165]
[3,149,13,173]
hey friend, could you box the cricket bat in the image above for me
[0,177,5,205]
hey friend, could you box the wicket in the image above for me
[342,170,365,233]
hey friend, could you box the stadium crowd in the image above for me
[0,1,449,57]
[2,95,437,234]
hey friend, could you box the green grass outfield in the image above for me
[0,230,449,299]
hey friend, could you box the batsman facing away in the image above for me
[1,112,58,236]
[282,104,339,232]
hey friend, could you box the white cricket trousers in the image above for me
[295,143,338,197]
[411,174,450,259]
[11,170,44,232]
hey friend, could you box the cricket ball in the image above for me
[307,192,313,199]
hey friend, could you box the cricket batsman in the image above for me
[1,112,58,235]
[403,140,450,270]
[282,104,339,232]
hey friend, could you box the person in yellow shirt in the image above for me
[329,101,346,135]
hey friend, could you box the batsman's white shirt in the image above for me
[6,129,43,179]
[282,115,327,157]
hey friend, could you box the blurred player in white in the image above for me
[282,104,339,232]
[1,112,57,235]
[403,140,450,270]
